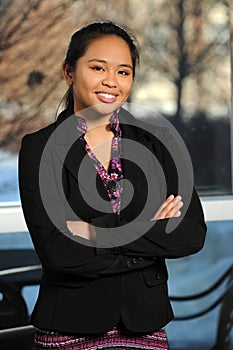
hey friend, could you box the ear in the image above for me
[62,62,73,86]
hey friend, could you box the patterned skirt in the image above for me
[34,327,168,349]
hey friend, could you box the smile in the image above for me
[96,92,118,103]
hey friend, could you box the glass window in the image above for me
[0,1,232,199]
[0,2,232,349]
[166,220,233,349]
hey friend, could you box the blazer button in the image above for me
[126,261,132,268]
[138,257,144,261]
[132,258,137,264]
[113,247,120,254]
[156,273,161,280]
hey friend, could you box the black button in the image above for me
[132,258,137,264]
[138,257,144,261]
[126,261,132,268]
[107,247,120,254]
[113,247,120,254]
[156,273,161,280]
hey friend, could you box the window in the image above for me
[0,1,232,348]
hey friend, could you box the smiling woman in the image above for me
[62,35,133,118]
[18,21,206,350]
[61,34,134,174]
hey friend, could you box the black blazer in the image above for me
[18,107,206,335]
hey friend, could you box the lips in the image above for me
[96,92,118,103]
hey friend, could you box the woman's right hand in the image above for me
[66,221,96,240]
[151,195,183,220]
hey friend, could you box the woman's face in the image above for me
[65,35,134,116]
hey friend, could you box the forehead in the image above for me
[83,36,133,64]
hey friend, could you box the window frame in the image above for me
[0,196,232,234]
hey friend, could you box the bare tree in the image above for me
[0,0,230,153]
[223,0,233,190]
[0,0,130,151]
[137,0,229,119]
[0,0,41,53]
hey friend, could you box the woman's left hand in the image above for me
[151,195,183,221]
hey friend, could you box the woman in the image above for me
[19,21,206,350]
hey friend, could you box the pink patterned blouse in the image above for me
[76,110,123,215]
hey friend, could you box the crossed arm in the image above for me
[19,132,206,284]
[66,194,183,239]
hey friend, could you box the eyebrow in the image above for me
[87,59,133,70]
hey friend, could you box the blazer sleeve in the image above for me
[92,188,206,259]
[18,133,155,285]
[92,128,207,259]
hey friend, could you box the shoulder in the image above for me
[119,107,171,142]
[21,108,72,148]
[19,124,57,163]
[22,123,56,144]
[18,123,57,169]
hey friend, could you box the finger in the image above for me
[164,200,183,218]
[153,196,183,220]
[158,196,182,219]
[152,195,175,219]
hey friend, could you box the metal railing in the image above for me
[170,263,233,320]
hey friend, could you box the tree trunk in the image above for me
[223,0,233,191]
[175,77,183,120]
[175,0,186,121]
[227,3,233,191]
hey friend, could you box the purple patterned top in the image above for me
[76,110,123,215]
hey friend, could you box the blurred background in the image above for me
[0,1,233,349]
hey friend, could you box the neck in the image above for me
[85,115,111,131]
[74,103,121,128]
[74,109,116,130]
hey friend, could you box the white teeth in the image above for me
[98,93,115,98]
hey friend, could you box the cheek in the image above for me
[82,71,101,88]
[122,79,133,95]
[74,70,96,90]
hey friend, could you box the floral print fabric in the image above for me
[76,110,123,215]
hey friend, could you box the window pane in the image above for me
[166,220,233,349]
[0,1,232,199]
[167,114,232,195]
[0,151,19,202]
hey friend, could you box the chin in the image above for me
[80,102,124,119]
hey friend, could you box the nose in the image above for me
[102,71,117,88]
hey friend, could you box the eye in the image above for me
[118,70,130,76]
[91,66,105,72]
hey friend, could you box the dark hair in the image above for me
[58,21,140,114]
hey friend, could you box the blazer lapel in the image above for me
[119,109,166,219]
[53,113,85,181]
[51,108,162,218]
[52,113,111,211]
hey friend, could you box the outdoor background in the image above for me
[0,1,233,349]
[0,0,232,198]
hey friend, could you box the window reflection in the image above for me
[0,1,232,348]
